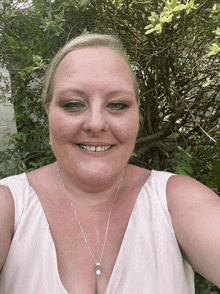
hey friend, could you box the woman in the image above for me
[0,33,219,294]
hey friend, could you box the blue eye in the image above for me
[107,102,129,111]
[62,101,85,111]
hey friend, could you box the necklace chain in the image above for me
[57,167,124,275]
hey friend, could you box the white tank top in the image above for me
[0,170,194,293]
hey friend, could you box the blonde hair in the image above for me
[43,33,139,106]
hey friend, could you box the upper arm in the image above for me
[0,185,14,271]
[167,175,220,287]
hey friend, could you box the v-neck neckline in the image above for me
[24,171,153,294]
[103,174,152,293]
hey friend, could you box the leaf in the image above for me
[213,161,220,173]
[145,28,156,35]
[208,43,220,56]
[22,134,27,144]
[160,14,173,23]
[214,27,220,37]
[78,0,90,8]
[176,166,189,175]
[186,152,192,158]
[197,147,204,153]
[212,4,217,11]
[2,128,10,133]
[204,150,212,157]
[177,146,184,151]
[15,133,22,140]
[173,4,186,12]
[155,23,162,34]
[29,162,38,167]
[151,12,159,20]
[144,24,153,30]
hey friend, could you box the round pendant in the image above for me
[95,263,101,276]
[96,269,101,275]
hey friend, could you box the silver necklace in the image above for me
[57,168,124,276]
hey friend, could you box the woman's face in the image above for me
[47,46,139,182]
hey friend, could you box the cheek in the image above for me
[48,114,77,142]
[118,114,139,143]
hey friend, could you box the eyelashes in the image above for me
[61,101,86,111]
[61,101,130,112]
[107,102,130,111]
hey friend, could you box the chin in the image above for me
[76,162,123,181]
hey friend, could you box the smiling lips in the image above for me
[78,144,112,152]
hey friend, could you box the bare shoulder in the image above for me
[166,174,220,287]
[127,164,151,179]
[27,163,56,189]
[0,184,14,214]
[0,185,15,231]
[0,185,15,271]
[166,174,219,215]
[126,164,151,188]
[27,162,55,179]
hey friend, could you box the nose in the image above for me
[83,104,109,134]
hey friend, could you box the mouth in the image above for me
[77,144,113,152]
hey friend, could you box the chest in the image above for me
[38,192,136,294]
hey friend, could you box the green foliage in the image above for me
[195,142,220,194]
[172,146,194,176]
[195,271,219,294]
[0,127,56,177]
[145,0,198,35]
[131,151,138,157]
[171,142,220,195]
[207,4,220,56]
[208,27,220,56]
[0,0,97,177]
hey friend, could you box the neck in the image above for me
[55,163,125,208]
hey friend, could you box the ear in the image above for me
[46,103,50,116]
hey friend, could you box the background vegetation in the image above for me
[0,0,219,292]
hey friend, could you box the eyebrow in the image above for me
[55,89,87,98]
[106,89,135,98]
[55,88,134,98]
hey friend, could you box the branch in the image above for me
[136,113,179,145]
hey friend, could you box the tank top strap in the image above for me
[0,173,32,231]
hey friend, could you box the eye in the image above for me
[61,101,86,112]
[107,102,130,111]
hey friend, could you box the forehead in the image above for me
[53,46,134,93]
[58,46,129,71]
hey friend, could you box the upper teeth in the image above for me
[80,145,111,152]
